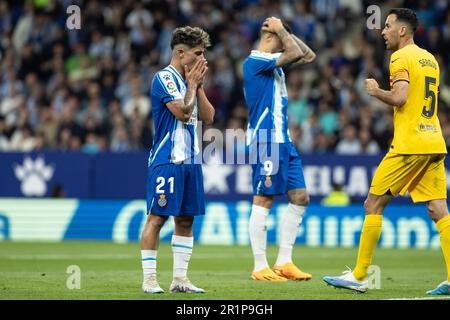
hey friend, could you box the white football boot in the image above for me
[323,267,369,293]
[169,277,205,293]
[142,275,164,294]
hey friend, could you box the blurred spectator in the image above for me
[110,125,132,152]
[9,124,36,151]
[1,85,24,127]
[33,131,47,151]
[318,101,338,135]
[122,81,151,120]
[37,107,60,147]
[0,0,449,155]
[321,183,351,206]
[336,125,361,155]
[359,128,380,155]
[0,116,9,150]
[82,132,100,154]
[57,127,72,151]
[287,86,310,126]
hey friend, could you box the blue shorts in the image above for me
[147,163,205,216]
[251,142,306,195]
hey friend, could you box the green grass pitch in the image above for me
[0,241,448,300]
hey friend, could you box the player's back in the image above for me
[389,44,446,154]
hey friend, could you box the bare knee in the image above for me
[253,195,275,209]
[427,206,439,222]
[141,215,167,248]
[174,217,194,236]
[427,200,449,222]
[364,194,390,215]
[145,215,167,232]
[363,198,375,213]
[287,189,309,206]
[364,198,382,214]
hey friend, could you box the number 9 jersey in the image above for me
[389,43,447,154]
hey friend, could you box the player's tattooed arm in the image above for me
[166,59,207,122]
[166,92,195,122]
[263,17,304,67]
[276,28,304,67]
[366,78,409,107]
[290,35,316,65]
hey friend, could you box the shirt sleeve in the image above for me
[153,71,183,104]
[245,52,282,75]
[389,52,409,86]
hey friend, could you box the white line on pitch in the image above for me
[386,296,450,300]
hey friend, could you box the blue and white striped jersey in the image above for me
[148,65,199,167]
[243,50,291,145]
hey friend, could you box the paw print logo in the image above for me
[14,157,54,196]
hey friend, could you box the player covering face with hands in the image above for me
[243,17,316,282]
[140,26,214,294]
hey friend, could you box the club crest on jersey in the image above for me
[157,194,167,207]
[264,176,272,188]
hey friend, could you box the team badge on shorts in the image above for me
[157,194,167,207]
[264,176,272,188]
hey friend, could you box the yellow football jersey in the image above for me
[389,43,447,154]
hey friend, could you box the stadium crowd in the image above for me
[1,0,450,155]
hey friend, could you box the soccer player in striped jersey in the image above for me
[140,26,214,294]
[243,17,316,281]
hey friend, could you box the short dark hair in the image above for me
[170,26,211,50]
[388,8,418,33]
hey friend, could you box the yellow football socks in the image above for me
[436,215,450,282]
[353,214,383,281]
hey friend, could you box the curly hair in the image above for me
[170,26,211,49]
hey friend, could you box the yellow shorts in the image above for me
[369,152,447,203]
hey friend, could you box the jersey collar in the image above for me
[168,65,185,82]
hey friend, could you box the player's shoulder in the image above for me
[247,50,281,62]
[152,67,178,90]
[393,44,433,60]
[153,67,176,83]
[244,51,282,74]
[390,46,408,62]
[400,44,439,69]
[150,68,182,102]
[415,46,439,66]
[390,44,423,68]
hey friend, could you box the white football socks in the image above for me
[249,205,270,272]
[171,235,193,279]
[141,250,157,278]
[275,203,306,266]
